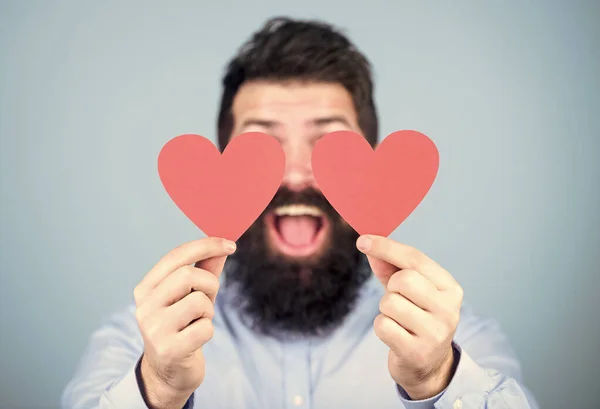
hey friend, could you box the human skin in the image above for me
[136,81,462,407]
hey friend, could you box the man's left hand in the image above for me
[356,234,463,400]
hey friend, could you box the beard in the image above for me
[224,186,370,339]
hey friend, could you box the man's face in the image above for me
[225,81,370,338]
[231,81,361,261]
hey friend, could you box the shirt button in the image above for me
[453,399,463,409]
[293,395,304,406]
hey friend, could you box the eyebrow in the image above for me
[240,119,279,129]
[240,116,352,130]
[312,116,352,128]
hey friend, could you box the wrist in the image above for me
[403,345,458,400]
[138,355,193,409]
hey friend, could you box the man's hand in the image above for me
[356,235,463,400]
[133,237,236,409]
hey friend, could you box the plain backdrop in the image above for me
[1,1,599,408]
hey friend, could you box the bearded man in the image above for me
[62,17,538,409]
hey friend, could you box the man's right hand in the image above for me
[133,237,237,409]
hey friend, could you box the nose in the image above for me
[281,140,316,192]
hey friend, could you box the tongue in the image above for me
[278,216,319,247]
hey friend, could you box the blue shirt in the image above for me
[61,260,539,409]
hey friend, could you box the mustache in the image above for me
[263,186,340,219]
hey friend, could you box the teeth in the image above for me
[274,204,323,217]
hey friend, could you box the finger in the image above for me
[177,317,215,352]
[357,235,454,290]
[364,254,398,286]
[150,266,221,308]
[167,290,214,331]
[379,292,433,335]
[194,255,228,277]
[387,269,438,312]
[141,237,235,292]
[373,313,414,356]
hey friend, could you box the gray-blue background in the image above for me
[1,1,598,408]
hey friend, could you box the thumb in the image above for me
[195,255,229,278]
[357,235,398,287]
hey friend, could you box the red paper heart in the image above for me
[158,132,285,241]
[312,130,439,237]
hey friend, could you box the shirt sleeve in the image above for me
[395,302,540,409]
[60,305,194,409]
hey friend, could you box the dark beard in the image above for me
[224,187,370,339]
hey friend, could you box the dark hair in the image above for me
[216,16,378,151]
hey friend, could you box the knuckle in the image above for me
[452,316,461,333]
[145,322,161,340]
[388,270,416,293]
[182,298,197,318]
[201,296,215,318]
[432,323,449,345]
[155,342,175,362]
[378,293,394,316]
[386,272,403,293]
[192,289,209,304]
[171,241,187,254]
[374,236,389,252]
[445,284,464,311]
[192,318,214,344]
[177,266,193,283]
[373,314,385,338]
[135,306,143,320]
[211,277,221,293]
[378,294,386,312]
[205,302,215,319]
[133,286,142,304]
[453,311,461,326]
[201,237,222,252]
[406,247,423,266]
[200,271,220,294]
[200,236,217,245]
[133,285,141,304]
[443,310,460,329]
[203,320,215,341]
[373,314,393,340]
[135,308,148,326]
[381,292,406,320]
[189,292,214,317]
[455,284,464,300]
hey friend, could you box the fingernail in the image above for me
[357,235,372,251]
[223,240,237,253]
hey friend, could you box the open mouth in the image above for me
[265,204,330,258]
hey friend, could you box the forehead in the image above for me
[232,80,357,123]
